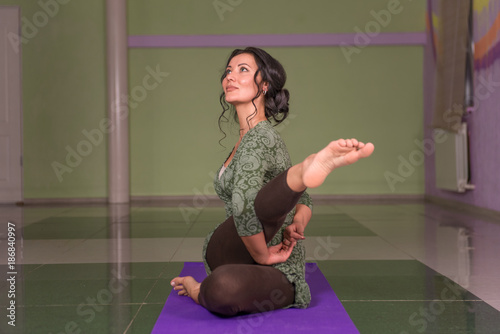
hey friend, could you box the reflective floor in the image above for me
[1,201,500,333]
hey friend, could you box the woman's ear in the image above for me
[262,81,269,92]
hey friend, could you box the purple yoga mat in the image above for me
[152,262,359,334]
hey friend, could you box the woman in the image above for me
[171,47,374,316]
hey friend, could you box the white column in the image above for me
[106,0,129,203]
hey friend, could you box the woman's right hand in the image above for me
[283,204,310,251]
[284,222,305,243]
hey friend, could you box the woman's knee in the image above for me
[199,266,242,316]
[199,265,296,316]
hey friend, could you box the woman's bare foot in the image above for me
[171,276,201,304]
[302,139,374,188]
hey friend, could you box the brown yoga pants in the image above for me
[199,169,305,316]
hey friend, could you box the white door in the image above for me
[0,7,22,204]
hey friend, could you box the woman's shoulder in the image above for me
[238,120,292,168]
[237,122,289,166]
[245,120,283,144]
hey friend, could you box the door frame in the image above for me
[0,6,23,204]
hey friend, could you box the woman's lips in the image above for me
[226,86,238,92]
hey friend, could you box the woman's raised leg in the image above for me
[287,138,374,191]
[205,168,306,270]
[172,138,374,312]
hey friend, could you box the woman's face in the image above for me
[222,53,266,106]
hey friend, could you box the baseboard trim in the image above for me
[310,194,425,204]
[131,195,224,207]
[22,194,425,206]
[21,196,224,207]
[23,197,107,206]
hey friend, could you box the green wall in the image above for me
[0,0,426,198]
[0,0,107,198]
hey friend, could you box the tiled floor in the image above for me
[0,201,500,333]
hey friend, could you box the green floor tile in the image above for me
[6,304,141,334]
[129,221,192,238]
[307,205,343,214]
[144,279,175,304]
[126,304,164,334]
[317,260,474,302]
[25,262,174,281]
[159,262,184,279]
[328,275,472,301]
[3,202,500,334]
[25,263,116,281]
[22,207,72,225]
[310,214,360,224]
[147,263,187,303]
[0,278,157,307]
[130,209,191,223]
[308,219,363,227]
[305,214,376,236]
[23,216,200,239]
[0,264,41,277]
[306,225,376,236]
[344,300,500,334]
[57,207,111,218]
[22,217,108,240]
[317,260,428,277]
[185,221,220,237]
[193,207,226,220]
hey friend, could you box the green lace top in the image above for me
[202,120,313,308]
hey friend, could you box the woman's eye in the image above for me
[240,67,248,72]
[225,69,232,75]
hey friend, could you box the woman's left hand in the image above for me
[265,240,297,265]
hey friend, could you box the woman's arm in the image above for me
[230,128,301,265]
[294,203,313,230]
[241,232,296,265]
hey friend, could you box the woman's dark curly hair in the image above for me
[218,47,290,144]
